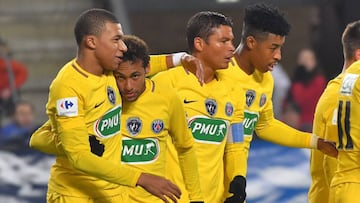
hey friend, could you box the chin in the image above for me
[126,97,139,102]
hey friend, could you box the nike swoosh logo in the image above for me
[94,100,105,108]
[183,99,197,104]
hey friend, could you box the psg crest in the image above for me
[260,93,266,107]
[225,102,234,117]
[151,119,164,134]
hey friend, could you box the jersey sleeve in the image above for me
[29,120,64,155]
[223,142,246,199]
[169,92,203,201]
[254,93,314,148]
[147,55,168,77]
[256,118,313,148]
[225,86,246,176]
[48,81,142,187]
[223,92,246,199]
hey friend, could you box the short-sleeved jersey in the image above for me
[332,61,360,187]
[308,74,342,203]
[218,58,315,176]
[46,59,141,198]
[120,78,202,202]
[153,67,244,203]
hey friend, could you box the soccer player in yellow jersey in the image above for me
[327,22,360,203]
[309,20,360,203]
[114,35,203,203]
[214,4,338,200]
[153,11,246,203]
[31,8,182,203]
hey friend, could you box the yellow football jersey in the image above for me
[331,61,360,188]
[153,66,244,203]
[46,59,141,198]
[217,58,316,178]
[120,79,202,202]
[308,75,341,203]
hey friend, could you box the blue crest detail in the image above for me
[246,90,256,107]
[225,102,234,117]
[260,93,267,107]
[107,86,116,105]
[205,99,217,116]
[126,117,142,136]
[151,119,164,134]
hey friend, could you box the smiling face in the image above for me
[94,22,127,71]
[250,33,285,73]
[114,60,148,102]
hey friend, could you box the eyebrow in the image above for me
[271,43,281,48]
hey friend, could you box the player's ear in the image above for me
[354,48,360,61]
[85,35,96,49]
[194,37,204,52]
[145,65,150,75]
[246,35,256,49]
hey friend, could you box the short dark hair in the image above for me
[186,11,233,53]
[122,35,150,68]
[242,3,290,41]
[342,20,360,60]
[74,8,119,46]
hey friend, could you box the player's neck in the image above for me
[234,47,255,75]
[202,66,218,83]
[76,53,104,76]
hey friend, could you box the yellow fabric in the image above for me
[46,189,129,203]
[308,75,342,203]
[256,119,312,147]
[329,182,360,203]
[153,67,244,203]
[331,61,360,190]
[121,79,202,202]
[147,55,168,77]
[218,60,315,174]
[46,59,141,198]
[30,120,64,155]
[217,59,316,201]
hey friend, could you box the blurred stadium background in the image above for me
[0,0,359,202]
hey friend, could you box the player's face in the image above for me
[96,22,127,71]
[114,60,147,102]
[252,33,285,73]
[200,25,235,70]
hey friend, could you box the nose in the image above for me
[274,49,282,61]
[124,79,133,91]
[229,42,235,52]
[119,39,127,53]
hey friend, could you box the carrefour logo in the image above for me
[188,116,228,144]
[56,97,78,117]
[121,137,159,164]
[61,100,73,109]
[94,105,121,138]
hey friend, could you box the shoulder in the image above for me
[151,78,177,98]
[152,66,187,87]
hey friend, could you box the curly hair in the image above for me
[242,3,291,41]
